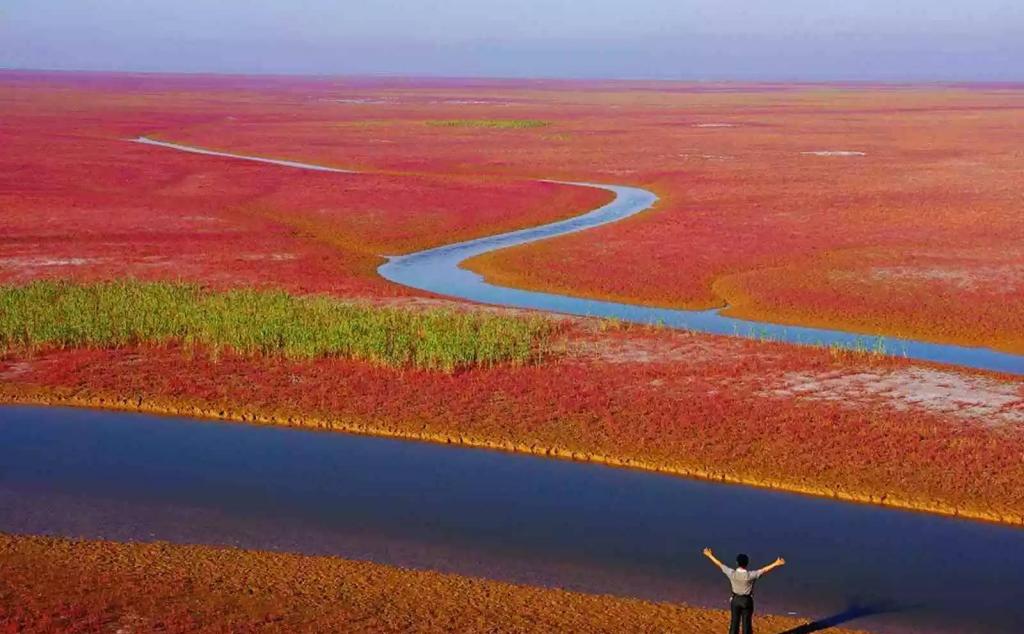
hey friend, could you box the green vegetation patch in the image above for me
[426,119,550,129]
[0,280,553,371]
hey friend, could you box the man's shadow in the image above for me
[780,599,908,633]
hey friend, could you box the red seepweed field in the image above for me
[0,73,609,296]
[158,78,1024,353]
[2,71,1023,526]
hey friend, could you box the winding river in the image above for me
[135,136,1024,375]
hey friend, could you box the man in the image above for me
[702,547,786,634]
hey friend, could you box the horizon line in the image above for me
[2,66,1023,88]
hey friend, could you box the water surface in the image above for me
[2,406,1021,633]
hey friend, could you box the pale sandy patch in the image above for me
[580,338,707,364]
[801,150,866,157]
[439,99,512,105]
[0,361,34,380]
[867,265,1024,292]
[237,253,298,262]
[328,98,388,104]
[0,256,97,268]
[693,123,736,128]
[678,153,734,161]
[574,333,778,366]
[765,367,1024,426]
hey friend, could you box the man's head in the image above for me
[736,553,750,569]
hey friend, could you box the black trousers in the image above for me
[728,594,754,634]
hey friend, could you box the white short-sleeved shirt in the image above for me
[720,565,762,596]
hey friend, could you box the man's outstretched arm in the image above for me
[702,547,727,570]
[757,557,786,576]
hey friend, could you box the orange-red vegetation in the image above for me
[0,534,868,634]
[0,75,608,296]
[5,72,1022,349]
[4,320,1023,524]
[3,71,1024,525]
[456,92,1024,353]
[94,74,1021,352]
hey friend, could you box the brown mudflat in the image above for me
[0,534,870,634]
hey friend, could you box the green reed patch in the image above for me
[0,281,553,371]
[427,119,550,129]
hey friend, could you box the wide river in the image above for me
[3,406,1022,633]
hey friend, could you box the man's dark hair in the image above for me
[736,553,750,568]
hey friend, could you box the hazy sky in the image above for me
[2,0,1022,80]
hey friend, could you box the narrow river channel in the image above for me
[2,406,1020,633]
[133,136,1024,375]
